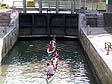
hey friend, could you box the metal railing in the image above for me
[13,1,23,8]
[13,0,106,13]
[105,42,112,55]
[13,1,74,9]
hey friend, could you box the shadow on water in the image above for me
[0,38,98,84]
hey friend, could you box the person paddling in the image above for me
[51,57,57,71]
[47,63,54,79]
[53,37,56,42]
[52,51,59,69]
[50,37,56,47]
[48,44,54,51]
[53,51,59,58]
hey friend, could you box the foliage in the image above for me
[0,3,10,9]
[86,2,106,10]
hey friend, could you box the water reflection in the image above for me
[0,40,97,84]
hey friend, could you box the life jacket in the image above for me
[48,45,53,51]
[53,52,59,58]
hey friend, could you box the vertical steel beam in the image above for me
[71,0,74,14]
[23,0,26,13]
[56,0,59,13]
[39,0,42,13]
[74,0,76,11]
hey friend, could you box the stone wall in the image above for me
[0,13,11,26]
[106,5,112,12]
[86,13,104,27]
[86,14,97,27]
[0,10,19,65]
[104,13,112,33]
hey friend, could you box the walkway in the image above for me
[82,27,112,72]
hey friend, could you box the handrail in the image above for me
[105,42,112,55]
[13,1,73,9]
[13,1,23,7]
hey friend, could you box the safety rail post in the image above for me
[13,1,23,7]
[13,1,15,7]
[23,0,26,13]
[105,42,112,55]
[71,0,74,14]
[39,0,42,13]
[107,44,109,55]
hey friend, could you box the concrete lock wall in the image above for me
[79,29,112,84]
[79,25,112,84]
[0,27,18,61]
[0,10,19,65]
[79,13,112,84]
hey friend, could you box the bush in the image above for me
[1,4,6,7]
[0,4,9,9]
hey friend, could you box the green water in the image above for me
[0,39,98,84]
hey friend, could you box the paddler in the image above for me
[48,43,54,51]
[47,63,54,79]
